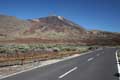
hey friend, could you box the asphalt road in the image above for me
[1,48,119,80]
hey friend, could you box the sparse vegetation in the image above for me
[0,44,97,67]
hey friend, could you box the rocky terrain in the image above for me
[0,14,120,45]
[0,14,119,67]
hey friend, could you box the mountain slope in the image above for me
[85,30,120,45]
[23,16,86,39]
[0,14,120,45]
[0,15,30,38]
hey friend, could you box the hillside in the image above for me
[85,30,120,45]
[0,15,30,39]
[23,16,86,40]
[0,14,120,45]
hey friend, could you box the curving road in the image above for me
[1,48,119,80]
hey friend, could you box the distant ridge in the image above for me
[0,14,120,45]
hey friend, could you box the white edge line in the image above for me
[59,67,78,79]
[0,48,101,80]
[115,50,120,80]
[87,57,94,61]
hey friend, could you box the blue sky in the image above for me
[0,0,120,32]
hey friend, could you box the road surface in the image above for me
[1,48,119,80]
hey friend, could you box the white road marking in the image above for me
[0,55,80,80]
[115,50,120,80]
[0,49,101,80]
[87,57,94,61]
[59,67,78,79]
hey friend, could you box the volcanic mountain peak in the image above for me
[0,14,120,45]
[21,16,86,39]
[30,19,40,22]
[29,16,64,22]
[27,15,86,33]
[57,16,64,20]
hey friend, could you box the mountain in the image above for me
[0,15,30,39]
[23,16,86,40]
[85,30,120,45]
[0,14,120,45]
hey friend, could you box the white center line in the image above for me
[59,67,78,79]
[96,54,100,56]
[87,57,94,61]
